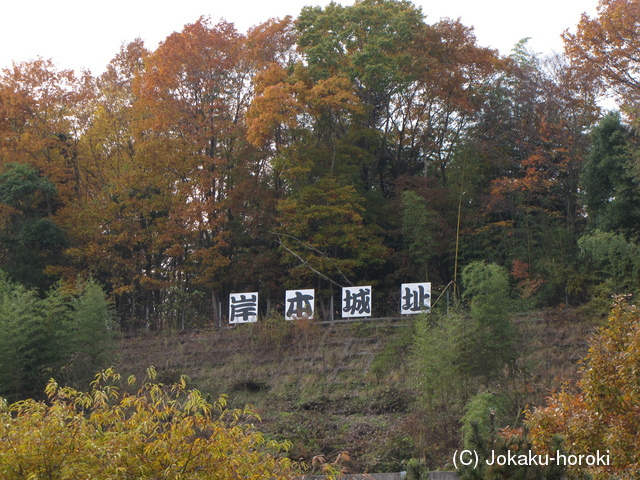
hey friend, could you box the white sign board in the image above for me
[400,282,431,314]
[229,292,258,323]
[342,286,372,318]
[285,289,315,320]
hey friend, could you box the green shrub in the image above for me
[0,274,114,401]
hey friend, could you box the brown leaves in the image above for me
[563,0,640,113]
[0,59,95,200]
[527,298,640,478]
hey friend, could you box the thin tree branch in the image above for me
[272,232,353,287]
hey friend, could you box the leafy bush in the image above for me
[461,392,513,451]
[403,457,430,480]
[0,368,301,480]
[0,274,114,401]
[412,262,517,404]
[528,297,640,479]
[578,229,640,296]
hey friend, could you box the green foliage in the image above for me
[0,368,301,480]
[0,273,50,402]
[297,0,423,89]
[403,458,430,480]
[0,163,57,214]
[459,419,566,480]
[401,190,437,281]
[581,111,640,238]
[369,323,414,382]
[411,262,519,462]
[459,262,517,379]
[460,385,566,479]
[578,230,640,297]
[0,163,67,290]
[157,287,206,330]
[460,392,514,452]
[57,278,116,386]
[462,261,513,322]
[412,309,472,406]
[0,274,114,402]
[275,176,388,288]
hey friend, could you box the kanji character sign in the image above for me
[285,289,315,320]
[342,286,372,318]
[400,283,431,314]
[229,292,258,323]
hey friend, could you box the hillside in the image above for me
[114,309,595,473]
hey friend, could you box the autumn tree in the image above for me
[132,16,298,313]
[247,0,497,293]
[0,59,95,201]
[58,18,299,327]
[527,298,640,479]
[0,368,301,479]
[0,60,95,289]
[563,0,640,115]
[1,1,614,325]
[76,39,149,195]
[470,44,599,303]
[293,0,497,190]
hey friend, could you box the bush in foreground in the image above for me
[0,368,302,480]
[527,297,640,479]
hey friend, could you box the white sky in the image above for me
[1,0,600,75]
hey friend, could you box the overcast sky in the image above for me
[1,0,600,75]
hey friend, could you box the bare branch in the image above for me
[272,232,353,287]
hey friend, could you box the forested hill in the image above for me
[6,0,640,477]
[0,0,639,328]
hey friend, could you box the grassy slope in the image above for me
[114,309,594,473]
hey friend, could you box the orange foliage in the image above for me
[564,0,640,113]
[527,298,640,478]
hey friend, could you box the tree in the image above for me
[413,261,517,400]
[578,230,640,306]
[411,262,518,461]
[0,59,95,201]
[250,8,496,204]
[0,273,113,402]
[293,0,497,190]
[459,261,517,379]
[78,39,149,195]
[0,163,67,290]
[275,176,388,291]
[527,298,640,479]
[60,17,296,327]
[459,396,566,480]
[563,0,640,114]
[401,190,437,281]
[581,111,640,237]
[0,368,302,480]
[470,44,599,303]
[247,0,497,292]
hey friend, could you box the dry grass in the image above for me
[113,309,594,472]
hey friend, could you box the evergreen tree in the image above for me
[0,163,67,291]
[0,274,114,402]
[581,111,640,239]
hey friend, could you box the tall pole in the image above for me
[453,160,466,297]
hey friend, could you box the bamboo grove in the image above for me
[1,0,639,329]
